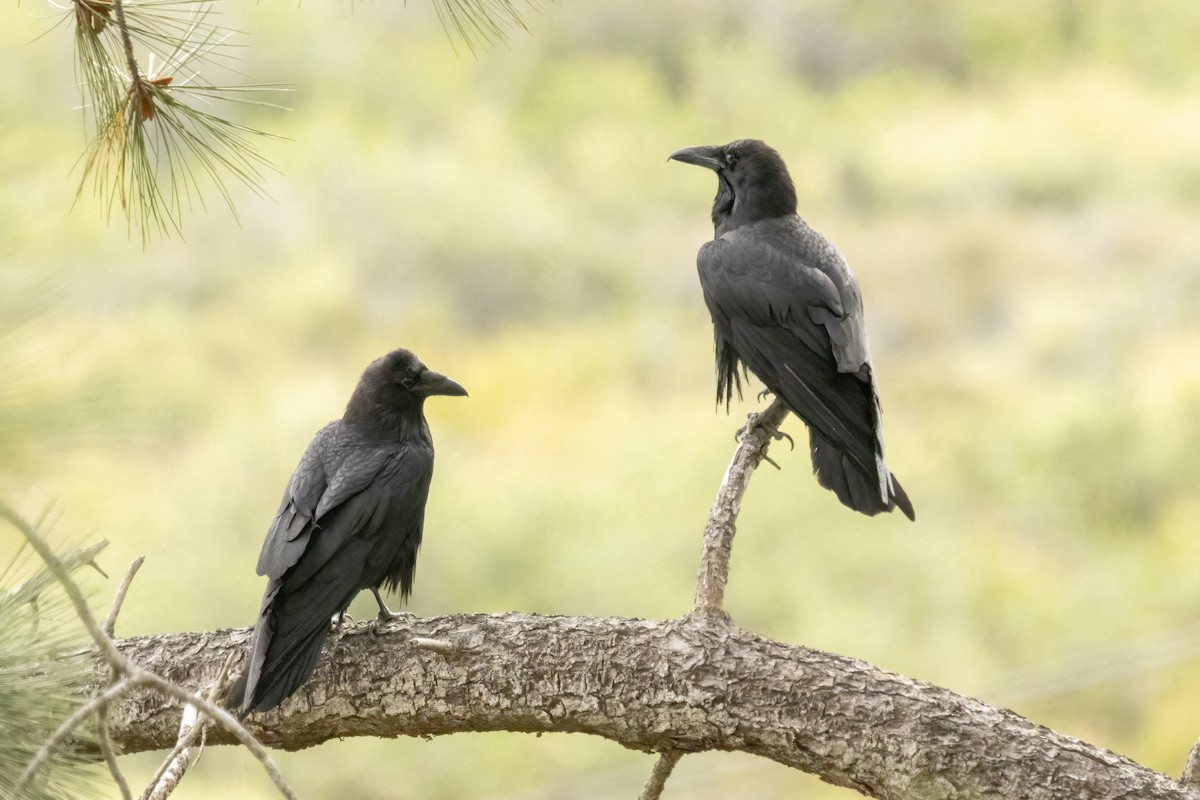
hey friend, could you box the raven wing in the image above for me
[255,421,395,580]
[698,219,912,518]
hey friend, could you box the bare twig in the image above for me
[98,710,134,800]
[135,671,298,800]
[98,556,145,800]
[692,398,789,616]
[638,751,682,800]
[411,636,457,654]
[105,556,145,637]
[143,652,236,800]
[144,704,201,800]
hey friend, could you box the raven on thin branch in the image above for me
[670,139,914,520]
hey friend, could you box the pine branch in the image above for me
[51,0,544,241]
[88,615,1200,800]
[63,0,281,242]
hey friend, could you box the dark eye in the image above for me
[397,371,417,389]
[724,151,737,168]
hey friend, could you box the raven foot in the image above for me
[756,388,774,403]
[330,610,353,632]
[368,588,415,635]
[736,411,795,452]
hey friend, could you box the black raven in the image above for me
[670,139,914,520]
[229,348,467,714]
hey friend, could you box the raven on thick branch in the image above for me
[229,348,467,714]
[670,139,913,520]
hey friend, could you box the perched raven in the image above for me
[670,139,914,520]
[228,348,467,714]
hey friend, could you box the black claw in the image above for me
[757,388,773,403]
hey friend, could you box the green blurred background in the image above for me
[4,1,1200,797]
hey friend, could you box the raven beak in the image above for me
[415,370,468,398]
[668,145,724,172]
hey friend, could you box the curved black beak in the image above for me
[668,144,724,172]
[415,370,468,398]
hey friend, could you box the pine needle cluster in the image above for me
[0,535,104,800]
[61,0,282,241]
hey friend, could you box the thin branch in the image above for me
[135,671,298,800]
[637,751,682,800]
[105,556,145,637]
[98,710,134,800]
[143,703,200,800]
[692,398,789,616]
[142,652,236,800]
[97,555,144,800]
[111,0,143,92]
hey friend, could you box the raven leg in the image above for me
[371,588,399,622]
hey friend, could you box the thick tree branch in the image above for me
[94,614,1198,800]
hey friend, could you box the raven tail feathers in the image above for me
[810,428,914,520]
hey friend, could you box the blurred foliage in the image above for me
[0,526,102,800]
[3,0,1200,797]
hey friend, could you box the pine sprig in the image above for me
[433,0,539,53]
[0,529,103,800]
[55,0,542,240]
[66,0,282,242]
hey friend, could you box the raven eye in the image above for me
[724,152,737,168]
[397,371,417,389]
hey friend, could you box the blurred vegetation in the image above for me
[0,528,102,800]
[3,0,1200,797]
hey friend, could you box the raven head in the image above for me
[669,139,797,234]
[346,348,467,433]
[375,349,468,399]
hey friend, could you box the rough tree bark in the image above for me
[97,613,1196,800]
